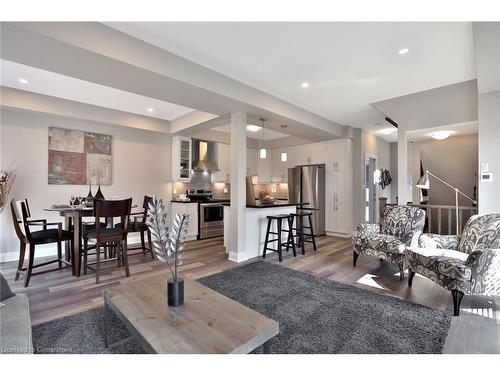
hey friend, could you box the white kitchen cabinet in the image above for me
[257,149,272,183]
[325,138,353,172]
[171,202,199,240]
[271,148,289,182]
[288,144,309,166]
[325,171,353,236]
[246,148,258,176]
[171,136,192,181]
[212,143,230,182]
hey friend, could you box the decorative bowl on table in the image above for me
[260,197,276,205]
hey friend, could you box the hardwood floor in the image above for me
[1,235,499,353]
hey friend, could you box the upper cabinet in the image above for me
[212,143,230,182]
[257,149,273,183]
[324,138,353,172]
[212,145,259,182]
[246,148,258,176]
[172,136,192,181]
[271,148,290,182]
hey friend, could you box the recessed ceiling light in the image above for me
[301,82,310,88]
[18,78,29,84]
[246,125,261,132]
[430,130,453,140]
[380,128,396,135]
[147,107,154,113]
[398,48,409,55]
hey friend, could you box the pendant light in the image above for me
[259,118,267,159]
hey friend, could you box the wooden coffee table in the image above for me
[103,273,279,353]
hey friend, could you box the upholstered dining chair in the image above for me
[10,199,73,287]
[352,205,426,280]
[405,213,500,316]
[82,198,132,284]
[115,195,154,258]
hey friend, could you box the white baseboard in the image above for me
[0,234,143,263]
[325,231,352,238]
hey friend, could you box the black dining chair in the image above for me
[82,198,132,284]
[10,199,74,287]
[115,195,154,258]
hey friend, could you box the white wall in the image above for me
[478,91,500,214]
[0,108,172,262]
[353,130,393,226]
[410,134,478,206]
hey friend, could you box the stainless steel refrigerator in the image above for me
[288,164,326,236]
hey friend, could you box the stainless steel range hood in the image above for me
[191,139,219,172]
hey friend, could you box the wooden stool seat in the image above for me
[262,214,296,262]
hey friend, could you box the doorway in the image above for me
[365,156,377,223]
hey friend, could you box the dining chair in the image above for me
[10,199,74,287]
[82,198,132,284]
[115,195,154,258]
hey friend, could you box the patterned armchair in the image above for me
[352,205,426,280]
[405,213,500,316]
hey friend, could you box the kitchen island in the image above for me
[223,201,304,262]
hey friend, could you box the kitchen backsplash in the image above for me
[252,183,288,200]
[172,171,230,199]
[172,171,288,201]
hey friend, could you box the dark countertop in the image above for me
[222,201,307,208]
[171,199,230,204]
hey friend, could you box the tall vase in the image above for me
[167,278,184,307]
[86,180,93,199]
[95,178,105,200]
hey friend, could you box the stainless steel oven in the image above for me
[199,202,225,239]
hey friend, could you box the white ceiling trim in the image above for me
[0,59,195,121]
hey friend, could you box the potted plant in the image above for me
[146,196,189,306]
[0,167,15,213]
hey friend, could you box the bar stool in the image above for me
[290,209,317,255]
[262,214,296,262]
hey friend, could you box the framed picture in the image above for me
[48,127,112,185]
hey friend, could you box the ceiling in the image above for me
[211,123,288,140]
[407,121,478,142]
[0,59,195,121]
[106,22,477,134]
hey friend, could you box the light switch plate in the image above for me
[481,163,489,173]
[481,172,493,182]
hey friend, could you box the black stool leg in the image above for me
[299,215,305,255]
[262,218,272,258]
[287,216,297,257]
[308,214,317,252]
[277,218,283,262]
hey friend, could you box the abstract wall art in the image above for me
[48,127,112,185]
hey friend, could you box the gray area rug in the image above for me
[33,307,146,354]
[198,261,452,354]
[32,261,451,354]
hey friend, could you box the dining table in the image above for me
[44,204,138,277]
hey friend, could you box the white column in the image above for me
[397,129,409,205]
[228,112,247,262]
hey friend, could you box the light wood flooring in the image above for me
[1,235,499,353]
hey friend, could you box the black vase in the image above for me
[167,278,184,307]
[86,182,93,199]
[95,184,105,200]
